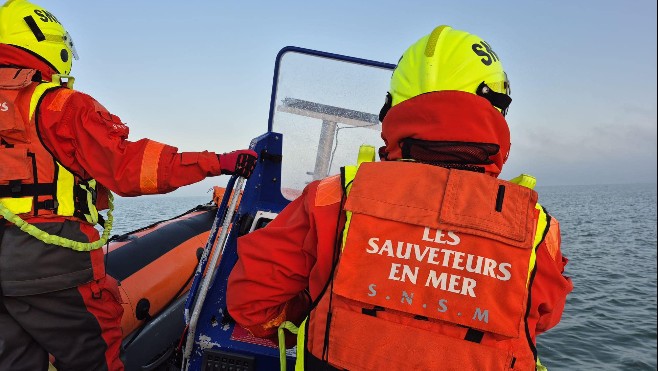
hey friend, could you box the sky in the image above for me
[32,0,657,197]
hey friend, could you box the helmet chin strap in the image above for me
[476,81,512,116]
[381,81,511,122]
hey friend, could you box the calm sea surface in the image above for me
[108,183,658,371]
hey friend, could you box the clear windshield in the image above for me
[270,49,394,200]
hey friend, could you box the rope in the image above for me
[0,192,114,251]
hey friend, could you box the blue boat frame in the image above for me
[187,46,395,371]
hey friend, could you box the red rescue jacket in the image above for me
[1,44,222,202]
[0,45,224,295]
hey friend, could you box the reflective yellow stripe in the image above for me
[140,140,165,194]
[84,179,99,224]
[0,197,32,214]
[533,204,548,248]
[425,25,449,57]
[510,173,544,285]
[529,203,548,285]
[29,82,59,121]
[341,165,357,249]
[340,145,374,249]
[56,163,75,216]
[37,85,77,217]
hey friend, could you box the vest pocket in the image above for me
[326,307,513,371]
[0,147,33,184]
[0,148,34,215]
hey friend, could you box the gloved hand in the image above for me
[218,149,258,178]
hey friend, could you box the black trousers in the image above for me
[0,223,124,371]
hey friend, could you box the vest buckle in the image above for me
[37,199,59,210]
[9,180,22,196]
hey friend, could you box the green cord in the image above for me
[278,321,299,371]
[0,192,114,251]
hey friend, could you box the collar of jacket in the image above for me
[380,90,511,177]
[0,44,57,81]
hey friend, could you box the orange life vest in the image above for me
[0,67,100,223]
[307,161,543,371]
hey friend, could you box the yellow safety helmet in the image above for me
[0,0,77,75]
[380,25,511,120]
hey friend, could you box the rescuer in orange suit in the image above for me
[227,25,573,370]
[0,1,257,370]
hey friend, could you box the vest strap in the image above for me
[0,182,54,198]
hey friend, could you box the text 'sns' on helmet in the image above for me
[387,25,511,116]
[0,0,78,74]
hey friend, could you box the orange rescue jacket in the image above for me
[304,161,545,370]
[0,67,101,222]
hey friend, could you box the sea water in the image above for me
[535,183,657,370]
[109,183,658,370]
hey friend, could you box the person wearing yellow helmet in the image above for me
[0,0,77,75]
[226,25,572,370]
[378,25,513,177]
[0,0,257,370]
